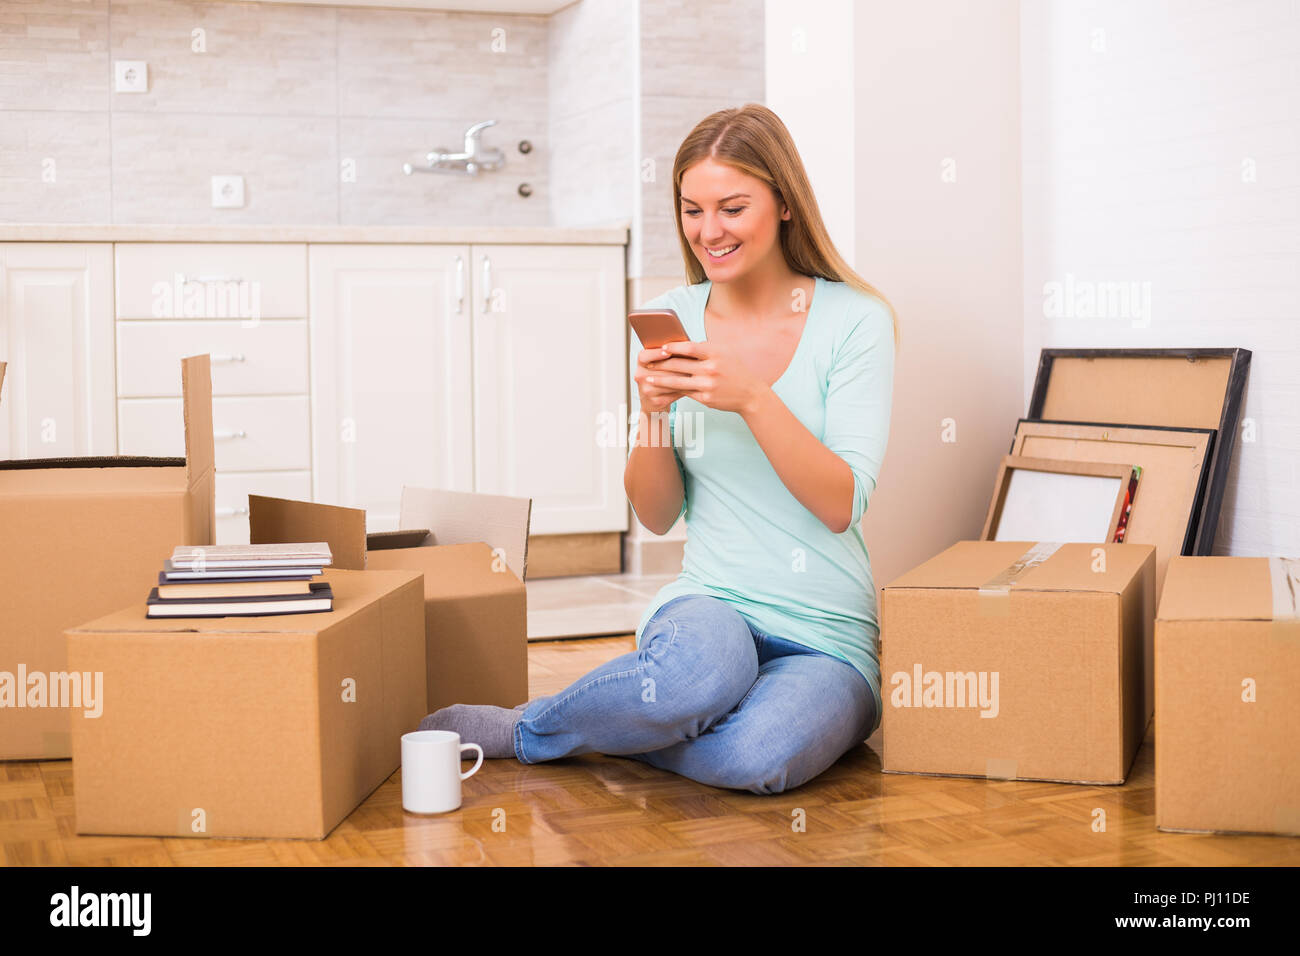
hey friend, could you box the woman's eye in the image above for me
[682,208,745,216]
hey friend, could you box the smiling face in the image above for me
[679,158,789,281]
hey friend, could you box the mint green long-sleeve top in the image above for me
[628,275,895,734]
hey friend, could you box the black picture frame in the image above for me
[1026,348,1251,556]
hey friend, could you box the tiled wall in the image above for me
[0,0,553,225]
[0,0,765,245]
[1022,0,1300,556]
[634,0,765,286]
[547,0,636,232]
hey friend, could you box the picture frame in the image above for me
[981,454,1139,544]
[1007,419,1215,598]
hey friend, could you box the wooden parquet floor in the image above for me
[2,634,1297,866]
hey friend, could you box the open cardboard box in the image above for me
[0,355,215,759]
[248,487,532,713]
[1155,555,1300,836]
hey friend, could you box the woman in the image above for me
[420,103,898,794]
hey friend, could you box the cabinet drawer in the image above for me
[117,319,308,397]
[214,470,313,545]
[115,243,307,319]
[118,395,311,471]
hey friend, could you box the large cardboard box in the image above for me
[1155,555,1300,836]
[881,540,1156,784]
[248,487,531,713]
[66,567,426,839]
[0,355,215,760]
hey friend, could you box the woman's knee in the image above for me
[637,595,758,721]
[705,669,875,794]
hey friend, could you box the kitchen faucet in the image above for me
[404,120,506,176]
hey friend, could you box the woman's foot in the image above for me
[418,703,519,758]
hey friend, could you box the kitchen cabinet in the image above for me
[309,243,474,531]
[469,243,627,534]
[310,242,627,535]
[3,233,628,544]
[114,243,312,544]
[0,243,115,460]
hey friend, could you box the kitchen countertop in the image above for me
[0,222,631,244]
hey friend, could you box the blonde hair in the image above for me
[669,103,900,349]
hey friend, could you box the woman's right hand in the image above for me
[635,347,690,412]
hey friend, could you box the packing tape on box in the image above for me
[1269,557,1300,640]
[977,541,1064,617]
[985,757,1018,780]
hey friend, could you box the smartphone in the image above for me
[629,308,689,351]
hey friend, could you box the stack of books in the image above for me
[146,543,335,618]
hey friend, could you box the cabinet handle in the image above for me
[211,353,247,363]
[454,255,464,315]
[482,256,492,312]
[214,429,248,440]
[216,506,250,518]
[179,274,245,284]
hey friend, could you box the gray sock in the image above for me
[418,703,520,759]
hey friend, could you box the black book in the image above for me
[145,583,334,618]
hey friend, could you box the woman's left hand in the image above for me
[646,340,768,415]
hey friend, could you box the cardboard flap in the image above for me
[399,486,532,582]
[180,354,215,547]
[249,494,367,570]
[884,540,1154,595]
[1157,555,1278,621]
[181,354,214,485]
[367,541,524,595]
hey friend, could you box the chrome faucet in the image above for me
[404,120,506,176]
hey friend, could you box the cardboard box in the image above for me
[65,567,425,840]
[0,355,214,759]
[881,540,1156,784]
[248,487,531,713]
[1155,555,1300,836]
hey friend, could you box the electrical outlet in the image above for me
[211,175,245,209]
[114,60,148,93]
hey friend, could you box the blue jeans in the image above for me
[512,593,876,794]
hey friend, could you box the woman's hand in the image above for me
[645,340,767,415]
[633,346,691,413]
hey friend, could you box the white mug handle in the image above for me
[459,742,484,780]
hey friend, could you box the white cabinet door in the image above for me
[309,244,473,532]
[0,243,115,459]
[471,243,627,533]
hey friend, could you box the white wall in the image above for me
[850,0,1027,590]
[1022,0,1300,556]
[764,0,857,265]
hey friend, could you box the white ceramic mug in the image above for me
[401,730,484,814]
